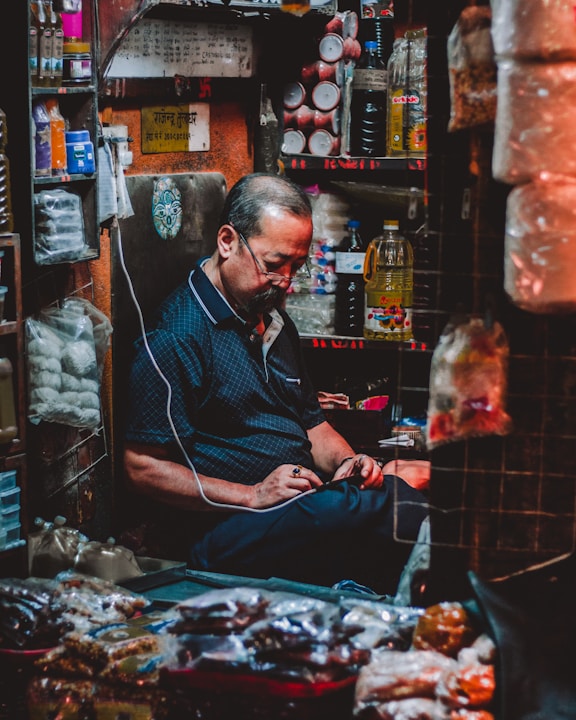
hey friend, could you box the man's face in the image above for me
[222,207,313,319]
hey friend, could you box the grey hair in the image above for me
[220,173,312,238]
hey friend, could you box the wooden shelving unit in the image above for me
[0,234,27,575]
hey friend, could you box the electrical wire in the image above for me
[116,224,316,513]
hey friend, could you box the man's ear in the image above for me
[216,224,236,259]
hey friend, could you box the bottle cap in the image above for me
[66,129,90,143]
[63,41,91,54]
[348,220,361,229]
[383,219,399,229]
[365,40,378,51]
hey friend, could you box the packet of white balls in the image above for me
[26,302,104,429]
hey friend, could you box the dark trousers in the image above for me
[189,476,428,596]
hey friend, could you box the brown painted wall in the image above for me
[100,99,253,187]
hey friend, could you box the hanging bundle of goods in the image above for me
[490,0,576,313]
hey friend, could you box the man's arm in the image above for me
[308,421,383,488]
[307,420,356,475]
[124,443,254,511]
[124,442,323,510]
[307,421,431,491]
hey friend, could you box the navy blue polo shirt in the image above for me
[125,259,326,484]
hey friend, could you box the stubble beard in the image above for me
[241,285,286,317]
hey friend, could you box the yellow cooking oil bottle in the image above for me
[363,219,414,341]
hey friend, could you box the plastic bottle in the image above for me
[0,110,8,154]
[334,220,366,337]
[358,0,395,66]
[34,0,52,87]
[46,98,67,176]
[349,40,388,157]
[32,100,52,177]
[363,219,413,341]
[0,109,14,233]
[0,155,13,234]
[406,31,427,157]
[49,0,64,87]
[29,0,40,86]
[387,37,408,157]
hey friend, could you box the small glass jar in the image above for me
[62,41,92,85]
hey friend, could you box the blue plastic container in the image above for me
[65,130,95,174]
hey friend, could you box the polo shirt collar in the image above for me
[188,257,235,326]
[188,257,285,338]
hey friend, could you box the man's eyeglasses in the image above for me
[233,226,311,285]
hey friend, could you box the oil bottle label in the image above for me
[365,295,412,335]
[387,88,406,154]
[407,88,426,154]
[335,252,365,274]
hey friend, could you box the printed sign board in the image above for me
[141,104,210,152]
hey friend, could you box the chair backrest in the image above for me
[111,171,227,458]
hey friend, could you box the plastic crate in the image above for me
[0,486,20,512]
[1,505,20,529]
[5,522,21,546]
[0,469,17,493]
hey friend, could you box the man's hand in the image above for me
[331,454,384,489]
[251,464,324,507]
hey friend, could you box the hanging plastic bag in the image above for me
[504,174,576,313]
[425,314,512,450]
[492,58,576,184]
[61,296,113,381]
[33,187,88,264]
[26,302,102,429]
[491,0,576,61]
[447,4,497,132]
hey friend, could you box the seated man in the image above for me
[123,172,430,596]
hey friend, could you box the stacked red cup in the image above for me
[282,10,361,157]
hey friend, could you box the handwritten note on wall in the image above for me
[107,20,255,78]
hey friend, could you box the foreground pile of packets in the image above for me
[0,576,496,719]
